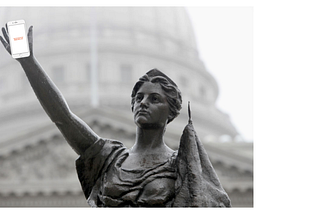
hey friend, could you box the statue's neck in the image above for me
[131,126,167,154]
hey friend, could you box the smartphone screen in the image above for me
[8,21,29,58]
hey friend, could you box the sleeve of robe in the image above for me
[75,138,126,206]
[173,105,232,207]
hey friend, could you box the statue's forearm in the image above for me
[19,56,71,124]
[18,56,99,155]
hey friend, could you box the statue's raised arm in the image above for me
[0,25,99,155]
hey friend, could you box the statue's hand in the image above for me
[0,25,34,62]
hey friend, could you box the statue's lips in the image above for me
[136,110,149,116]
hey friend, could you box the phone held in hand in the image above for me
[7,20,30,59]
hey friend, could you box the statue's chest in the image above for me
[98,152,177,207]
[121,153,170,169]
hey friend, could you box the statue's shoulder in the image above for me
[77,138,126,163]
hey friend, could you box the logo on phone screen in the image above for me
[14,37,23,41]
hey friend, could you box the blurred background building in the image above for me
[0,7,253,207]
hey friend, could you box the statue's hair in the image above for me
[131,71,182,124]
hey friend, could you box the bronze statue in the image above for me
[1,25,231,207]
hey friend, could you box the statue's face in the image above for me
[133,82,170,129]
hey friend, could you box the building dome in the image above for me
[0,7,238,144]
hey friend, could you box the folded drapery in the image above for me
[75,103,231,207]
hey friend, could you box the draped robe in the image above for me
[76,118,231,207]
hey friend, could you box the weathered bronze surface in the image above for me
[1,25,231,207]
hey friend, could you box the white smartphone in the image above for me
[7,20,30,59]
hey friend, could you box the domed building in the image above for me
[0,7,253,207]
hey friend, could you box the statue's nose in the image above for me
[140,97,149,108]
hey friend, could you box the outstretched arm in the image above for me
[0,25,99,155]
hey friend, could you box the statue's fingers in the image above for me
[0,35,7,47]
[0,35,11,54]
[2,27,10,44]
[27,26,33,54]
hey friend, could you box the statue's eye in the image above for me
[152,95,160,103]
[136,95,143,102]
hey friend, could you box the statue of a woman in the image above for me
[1,25,231,207]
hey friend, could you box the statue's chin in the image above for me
[135,119,164,130]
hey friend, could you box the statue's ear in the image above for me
[167,111,177,124]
